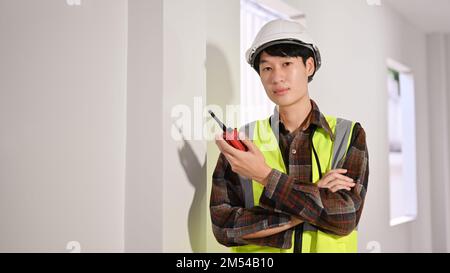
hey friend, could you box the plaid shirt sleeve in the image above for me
[259,123,369,236]
[210,153,294,248]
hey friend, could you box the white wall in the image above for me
[447,34,450,252]
[0,0,128,252]
[283,0,432,252]
[125,0,208,253]
[206,0,241,253]
[163,0,207,252]
[427,33,450,252]
[1,0,445,253]
[125,0,163,252]
[0,0,207,253]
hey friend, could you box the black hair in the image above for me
[254,43,316,82]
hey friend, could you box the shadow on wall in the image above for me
[205,42,235,251]
[176,124,207,253]
[206,43,236,109]
[175,42,234,253]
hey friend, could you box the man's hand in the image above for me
[215,133,272,185]
[317,169,355,193]
[242,216,303,240]
[289,217,303,226]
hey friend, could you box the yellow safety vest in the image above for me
[232,115,357,253]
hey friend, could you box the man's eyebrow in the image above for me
[259,59,268,65]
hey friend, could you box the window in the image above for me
[240,0,281,125]
[387,59,418,226]
[240,0,304,125]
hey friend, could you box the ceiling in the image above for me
[383,0,450,33]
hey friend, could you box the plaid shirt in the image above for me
[210,100,369,249]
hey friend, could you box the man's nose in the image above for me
[271,68,285,84]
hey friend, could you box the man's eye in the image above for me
[262,67,272,71]
[284,62,292,66]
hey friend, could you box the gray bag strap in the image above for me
[238,175,254,208]
[331,118,353,169]
[270,108,280,144]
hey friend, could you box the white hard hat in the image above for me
[245,19,321,77]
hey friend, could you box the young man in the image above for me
[210,19,369,253]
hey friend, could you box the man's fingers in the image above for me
[319,169,347,184]
[320,172,354,186]
[329,184,352,193]
[322,169,347,179]
[318,173,355,189]
[327,169,348,174]
[215,134,237,156]
[318,173,353,188]
[238,132,255,152]
[325,179,356,189]
[332,173,354,183]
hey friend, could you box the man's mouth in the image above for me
[274,88,289,95]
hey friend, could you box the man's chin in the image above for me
[270,94,308,108]
[276,100,309,110]
[271,97,295,107]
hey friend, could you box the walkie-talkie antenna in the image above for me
[208,110,248,152]
[208,110,227,132]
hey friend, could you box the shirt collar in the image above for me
[273,99,335,141]
[309,100,335,140]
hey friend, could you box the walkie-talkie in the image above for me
[208,110,248,152]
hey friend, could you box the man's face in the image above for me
[258,51,315,108]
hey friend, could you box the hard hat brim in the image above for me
[246,39,321,74]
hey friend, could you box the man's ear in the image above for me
[305,57,315,77]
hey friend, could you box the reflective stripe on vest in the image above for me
[232,115,357,253]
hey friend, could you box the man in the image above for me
[210,19,369,253]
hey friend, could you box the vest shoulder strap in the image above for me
[239,122,257,208]
[332,118,354,169]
